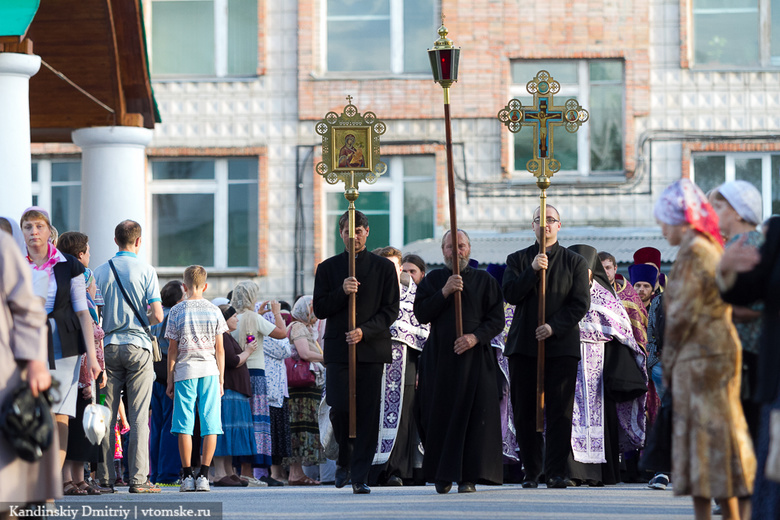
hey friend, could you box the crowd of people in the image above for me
[0,177,777,520]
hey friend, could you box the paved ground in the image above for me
[51,482,698,520]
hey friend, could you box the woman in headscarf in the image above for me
[229,281,287,484]
[0,225,61,513]
[654,179,755,520]
[566,244,647,487]
[284,295,325,485]
[19,208,100,490]
[710,180,764,442]
[212,304,257,487]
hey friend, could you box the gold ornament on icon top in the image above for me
[315,95,388,197]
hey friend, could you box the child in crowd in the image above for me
[165,265,227,492]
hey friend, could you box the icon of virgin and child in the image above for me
[337,133,366,168]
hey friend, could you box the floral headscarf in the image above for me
[653,178,723,246]
[231,281,259,313]
[291,295,316,325]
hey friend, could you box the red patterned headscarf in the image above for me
[653,179,723,247]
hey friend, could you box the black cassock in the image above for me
[413,266,505,485]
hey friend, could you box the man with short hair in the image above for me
[503,205,590,489]
[313,211,400,494]
[598,252,647,348]
[94,220,163,493]
[414,230,505,494]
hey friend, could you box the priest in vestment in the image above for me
[413,230,505,494]
[568,245,647,486]
[369,247,430,486]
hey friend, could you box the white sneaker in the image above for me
[242,476,268,487]
[648,474,669,490]
[195,475,210,492]
[180,476,195,492]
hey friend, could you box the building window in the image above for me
[323,155,435,256]
[151,0,258,77]
[31,160,82,234]
[149,158,258,269]
[692,0,780,67]
[510,60,624,176]
[692,152,779,218]
[325,0,435,74]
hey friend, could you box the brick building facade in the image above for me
[29,0,780,300]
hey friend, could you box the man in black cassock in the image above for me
[413,229,505,494]
[312,210,399,494]
[502,205,590,489]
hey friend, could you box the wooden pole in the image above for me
[443,87,463,338]
[536,187,547,432]
[347,197,357,439]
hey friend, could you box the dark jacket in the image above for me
[47,253,87,367]
[223,332,251,397]
[502,240,590,358]
[720,218,780,403]
[313,249,399,365]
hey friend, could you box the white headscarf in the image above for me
[0,215,27,253]
[717,180,763,226]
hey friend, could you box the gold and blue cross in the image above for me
[497,70,589,183]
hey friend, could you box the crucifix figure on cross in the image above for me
[498,70,589,183]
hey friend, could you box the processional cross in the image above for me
[498,70,589,432]
[315,97,387,437]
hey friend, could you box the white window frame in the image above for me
[321,155,436,255]
[149,0,255,79]
[31,158,82,229]
[691,152,774,221]
[148,157,259,274]
[691,0,779,68]
[509,61,599,178]
[320,0,438,75]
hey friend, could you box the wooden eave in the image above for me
[22,0,155,143]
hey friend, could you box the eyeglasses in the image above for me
[533,217,560,225]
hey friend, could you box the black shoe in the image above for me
[259,476,284,487]
[335,467,351,489]
[586,479,604,487]
[352,483,370,494]
[97,483,115,494]
[546,477,568,489]
[435,481,452,494]
[458,482,476,493]
[385,475,403,487]
[521,479,538,488]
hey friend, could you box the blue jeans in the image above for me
[150,381,180,483]
[650,363,665,400]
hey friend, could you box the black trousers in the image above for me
[326,362,384,485]
[509,354,579,481]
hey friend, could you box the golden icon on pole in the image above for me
[497,70,589,433]
[315,96,387,438]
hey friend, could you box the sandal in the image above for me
[288,475,320,486]
[75,481,101,495]
[63,481,88,496]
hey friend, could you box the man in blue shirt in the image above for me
[94,220,163,493]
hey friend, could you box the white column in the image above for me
[0,53,41,221]
[72,126,153,267]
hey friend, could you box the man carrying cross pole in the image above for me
[502,204,590,489]
[313,210,399,495]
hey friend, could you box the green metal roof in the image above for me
[0,0,40,37]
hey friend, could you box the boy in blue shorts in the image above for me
[165,265,227,492]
